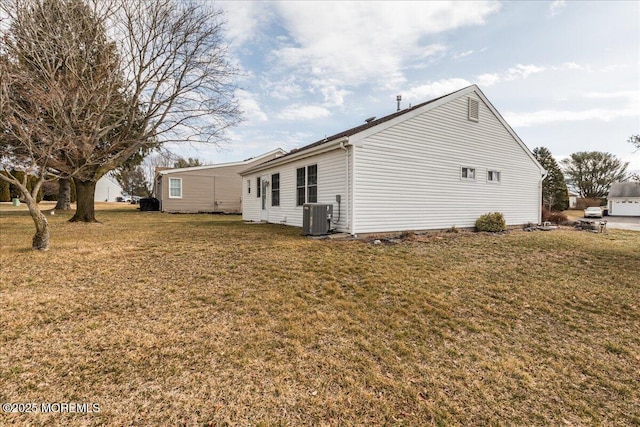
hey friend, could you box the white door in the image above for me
[260,176,269,221]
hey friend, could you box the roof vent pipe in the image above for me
[365,116,376,123]
[396,95,402,111]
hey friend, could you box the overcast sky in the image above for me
[167,0,640,172]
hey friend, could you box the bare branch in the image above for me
[1,0,241,225]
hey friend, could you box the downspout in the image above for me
[339,139,350,232]
[539,170,548,225]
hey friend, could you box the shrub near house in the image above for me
[475,212,506,232]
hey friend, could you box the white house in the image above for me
[240,85,546,235]
[95,174,124,202]
[607,182,640,216]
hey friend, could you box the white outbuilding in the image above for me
[94,174,124,202]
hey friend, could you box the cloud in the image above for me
[583,91,638,100]
[404,78,472,102]
[476,73,501,87]
[453,50,474,59]
[265,77,304,100]
[236,89,268,123]
[505,107,638,127]
[549,0,566,17]
[219,1,270,48]
[475,62,588,87]
[270,2,500,88]
[277,104,331,121]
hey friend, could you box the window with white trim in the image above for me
[307,165,317,203]
[271,173,280,206]
[256,177,261,198]
[487,170,501,183]
[296,165,318,205]
[461,167,476,180]
[169,177,182,198]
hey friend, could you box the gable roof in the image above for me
[608,182,640,198]
[283,86,467,157]
[157,148,285,176]
[241,84,544,176]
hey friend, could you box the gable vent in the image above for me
[468,98,479,122]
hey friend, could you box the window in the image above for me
[247,179,251,194]
[169,178,182,198]
[468,98,479,122]
[256,177,261,198]
[307,165,317,203]
[271,173,280,206]
[461,167,476,180]
[296,167,306,206]
[296,165,318,205]
[487,170,501,183]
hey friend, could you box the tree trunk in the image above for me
[54,178,72,210]
[26,195,50,251]
[69,178,98,222]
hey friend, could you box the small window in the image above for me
[296,167,306,206]
[271,173,280,206]
[468,98,479,122]
[487,170,501,183]
[169,177,182,198]
[461,167,476,180]
[256,177,261,198]
[247,179,251,194]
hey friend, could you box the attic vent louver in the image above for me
[468,98,479,122]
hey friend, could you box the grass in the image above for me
[1,203,639,426]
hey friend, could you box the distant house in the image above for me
[95,174,124,202]
[607,182,640,216]
[240,85,546,235]
[568,191,578,209]
[155,149,285,213]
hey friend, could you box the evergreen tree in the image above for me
[173,157,203,168]
[114,167,150,197]
[533,147,569,211]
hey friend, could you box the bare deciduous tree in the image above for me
[1,39,56,249]
[561,151,629,199]
[1,0,241,231]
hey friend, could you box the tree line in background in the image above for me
[534,136,638,214]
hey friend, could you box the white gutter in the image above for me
[539,170,548,224]
[339,139,350,232]
[240,137,349,176]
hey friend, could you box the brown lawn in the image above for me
[1,204,639,426]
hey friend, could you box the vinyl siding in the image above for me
[160,167,243,213]
[242,149,350,231]
[160,153,282,213]
[352,92,542,233]
[94,175,123,202]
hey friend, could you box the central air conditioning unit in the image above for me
[302,203,333,236]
